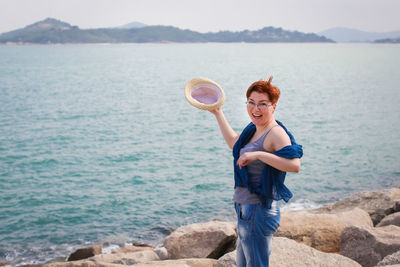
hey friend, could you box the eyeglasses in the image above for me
[246,101,272,110]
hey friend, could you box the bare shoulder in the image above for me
[263,125,291,152]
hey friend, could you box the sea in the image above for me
[0,43,399,266]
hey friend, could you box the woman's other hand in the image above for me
[237,152,260,169]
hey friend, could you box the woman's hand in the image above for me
[237,152,260,169]
[209,107,222,116]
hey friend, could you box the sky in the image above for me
[0,0,399,34]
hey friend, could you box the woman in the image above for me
[210,76,303,267]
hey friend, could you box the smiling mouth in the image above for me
[252,113,262,118]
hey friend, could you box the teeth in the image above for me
[253,113,261,117]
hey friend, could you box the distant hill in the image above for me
[116,21,148,29]
[318,27,400,42]
[0,18,334,44]
[374,37,400,43]
[22,18,75,31]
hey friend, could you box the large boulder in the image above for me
[275,207,372,253]
[67,246,102,261]
[340,225,400,267]
[271,237,361,267]
[376,250,400,266]
[377,212,400,227]
[334,207,374,228]
[163,220,237,259]
[216,237,361,267]
[317,187,400,225]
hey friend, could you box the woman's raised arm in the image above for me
[210,108,239,150]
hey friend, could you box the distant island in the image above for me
[374,37,400,43]
[318,27,400,43]
[0,18,334,44]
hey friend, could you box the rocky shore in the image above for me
[8,186,400,267]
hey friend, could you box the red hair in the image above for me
[246,76,280,104]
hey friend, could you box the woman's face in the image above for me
[247,91,276,126]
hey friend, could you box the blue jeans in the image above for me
[235,202,280,267]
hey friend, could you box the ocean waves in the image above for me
[0,43,399,265]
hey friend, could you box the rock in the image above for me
[132,242,153,247]
[276,210,342,253]
[44,261,127,267]
[334,207,374,228]
[275,207,372,253]
[46,250,161,266]
[154,247,169,260]
[340,225,400,267]
[377,250,400,266]
[163,221,237,259]
[111,244,154,254]
[377,212,400,227]
[216,237,361,267]
[216,251,236,267]
[17,265,43,267]
[130,258,217,266]
[271,237,361,267]
[90,250,160,265]
[317,187,400,225]
[67,245,102,261]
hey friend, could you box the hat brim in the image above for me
[184,77,225,111]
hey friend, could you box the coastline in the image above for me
[1,41,394,46]
[4,186,399,267]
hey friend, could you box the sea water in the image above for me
[0,43,399,265]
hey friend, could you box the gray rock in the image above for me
[89,250,160,265]
[44,261,127,267]
[216,237,361,267]
[377,250,400,266]
[216,251,236,267]
[130,258,218,266]
[377,212,400,227]
[276,207,372,253]
[317,187,400,225]
[164,220,237,259]
[340,225,400,267]
[111,244,153,254]
[271,237,361,267]
[67,245,102,261]
[154,247,169,260]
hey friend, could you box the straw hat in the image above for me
[184,77,225,111]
